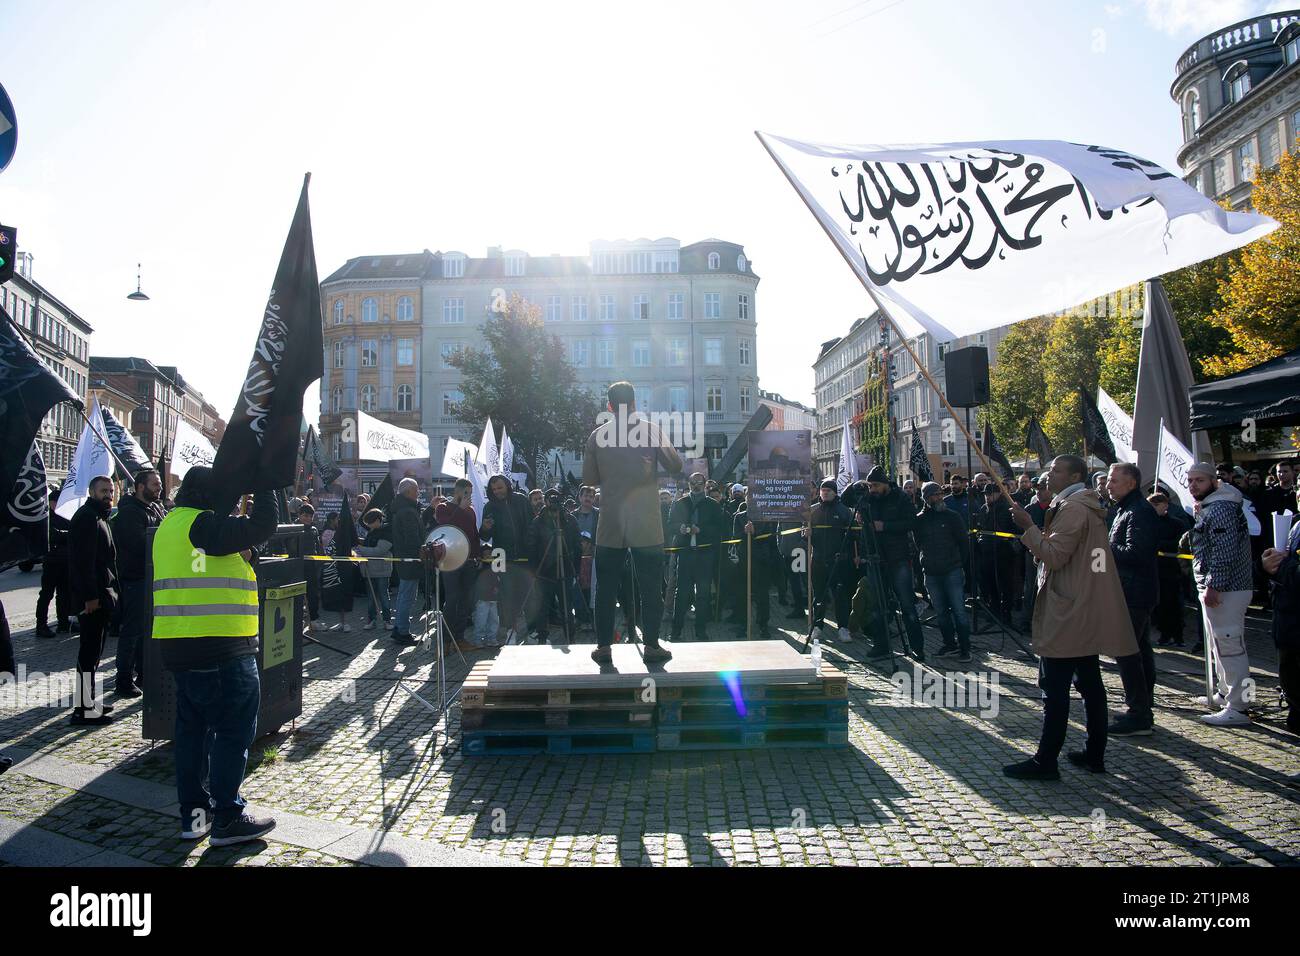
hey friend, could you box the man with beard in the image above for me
[481,474,534,644]
[944,473,970,526]
[808,478,854,646]
[68,476,119,725]
[110,468,167,696]
[527,487,580,643]
[913,482,971,663]
[1185,463,1256,727]
[843,467,923,659]
[1104,462,1159,737]
[668,472,725,641]
[435,478,481,646]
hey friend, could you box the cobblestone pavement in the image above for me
[2,569,1298,866]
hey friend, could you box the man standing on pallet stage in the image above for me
[583,381,682,664]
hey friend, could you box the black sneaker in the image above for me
[934,643,960,657]
[1067,750,1106,774]
[590,646,612,664]
[957,651,973,664]
[69,712,113,727]
[210,813,276,847]
[1108,715,1154,737]
[1002,757,1060,781]
[867,645,892,660]
[35,625,56,639]
[56,620,72,634]
[390,632,419,647]
[642,644,673,664]
[115,681,143,698]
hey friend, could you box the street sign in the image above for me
[0,82,15,173]
[0,224,15,284]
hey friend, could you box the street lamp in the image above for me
[127,263,149,301]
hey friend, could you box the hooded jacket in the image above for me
[1188,483,1253,593]
[110,493,168,583]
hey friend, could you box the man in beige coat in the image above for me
[1002,454,1137,780]
[583,381,683,664]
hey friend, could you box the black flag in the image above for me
[1078,388,1118,465]
[982,420,1014,480]
[0,442,49,569]
[369,474,394,513]
[1,306,82,516]
[303,425,342,487]
[1025,417,1055,467]
[908,424,933,481]
[211,175,323,516]
[100,404,152,478]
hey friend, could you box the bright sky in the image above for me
[2,0,1291,421]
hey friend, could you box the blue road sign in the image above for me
[0,82,16,173]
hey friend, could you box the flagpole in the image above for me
[1154,418,1164,494]
[755,132,1006,485]
[71,404,137,482]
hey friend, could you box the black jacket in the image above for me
[1154,512,1186,570]
[480,490,533,562]
[1108,487,1159,610]
[47,492,71,558]
[842,482,915,565]
[388,494,424,581]
[529,508,581,581]
[808,495,854,564]
[975,497,1016,554]
[110,493,168,583]
[68,497,117,611]
[733,507,780,563]
[668,493,726,552]
[913,505,968,577]
[1270,520,1300,650]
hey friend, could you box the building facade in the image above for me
[1173,10,1300,207]
[2,252,92,487]
[759,389,816,433]
[89,357,186,462]
[320,238,760,488]
[812,316,874,481]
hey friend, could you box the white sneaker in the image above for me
[362,620,375,631]
[1194,693,1226,709]
[1286,771,1300,790]
[311,619,327,631]
[809,625,825,644]
[1200,707,1251,727]
[838,627,851,644]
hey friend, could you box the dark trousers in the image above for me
[1036,655,1108,769]
[441,564,479,640]
[1153,563,1185,644]
[497,564,530,634]
[0,598,13,677]
[529,578,574,641]
[1277,646,1300,733]
[978,545,1017,619]
[811,558,851,631]
[172,655,260,830]
[596,545,664,648]
[1116,606,1156,724]
[305,565,321,620]
[786,554,807,610]
[37,556,72,629]
[114,579,147,688]
[74,607,112,714]
[672,550,714,639]
[736,550,774,631]
[865,561,924,655]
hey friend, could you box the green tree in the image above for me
[986,316,1051,458]
[1159,255,1238,379]
[449,294,603,481]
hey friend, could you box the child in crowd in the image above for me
[353,508,393,630]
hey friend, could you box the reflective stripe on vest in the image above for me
[152,507,259,639]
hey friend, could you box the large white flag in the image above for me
[1097,387,1137,465]
[836,421,859,493]
[172,418,217,481]
[1156,423,1196,515]
[440,437,478,479]
[756,133,1277,339]
[499,427,515,478]
[56,398,114,519]
[355,409,429,463]
[465,450,487,526]
[478,417,500,477]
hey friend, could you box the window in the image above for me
[740,386,752,414]
[634,387,650,413]
[397,296,414,322]
[504,254,525,277]
[362,297,378,323]
[1262,124,1282,169]
[397,338,414,366]
[572,340,590,367]
[1284,28,1300,66]
[361,340,378,368]
[442,254,465,278]
[571,295,588,321]
[442,390,462,418]
[333,341,344,369]
[667,338,687,366]
[1182,90,1201,140]
[599,294,616,321]
[361,384,376,411]
[706,386,723,413]
[333,299,344,324]
[738,294,749,320]
[707,252,720,270]
[737,254,747,272]
[1226,63,1251,103]
[1237,139,1257,182]
[704,337,722,365]
[397,384,413,412]
[331,387,342,413]
[632,340,651,367]
[739,339,750,366]
[667,292,684,320]
[704,293,721,319]
[632,294,650,320]
[597,340,615,367]
[668,386,688,412]
[443,298,464,324]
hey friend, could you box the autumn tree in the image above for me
[448,294,603,482]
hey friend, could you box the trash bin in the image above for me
[142,524,307,741]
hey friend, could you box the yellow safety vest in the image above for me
[152,507,259,639]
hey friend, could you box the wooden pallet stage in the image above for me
[459,642,848,755]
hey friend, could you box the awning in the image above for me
[1188,346,1300,431]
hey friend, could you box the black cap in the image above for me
[865,465,889,483]
[820,478,837,491]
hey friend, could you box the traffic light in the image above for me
[0,224,15,284]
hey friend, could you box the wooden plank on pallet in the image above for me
[656,721,849,752]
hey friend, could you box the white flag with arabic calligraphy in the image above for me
[756,133,1276,339]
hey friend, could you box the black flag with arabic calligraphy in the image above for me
[1079,388,1118,465]
[1025,416,1055,466]
[210,175,323,516]
[908,424,933,482]
[981,420,1014,480]
[0,442,49,569]
[100,404,152,478]
[303,425,342,487]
